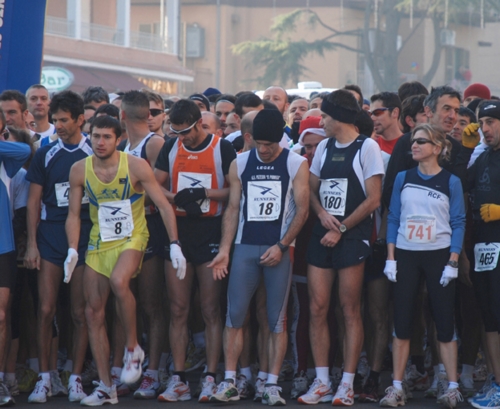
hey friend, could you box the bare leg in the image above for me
[70,265,88,374]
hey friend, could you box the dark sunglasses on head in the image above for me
[370,107,392,117]
[149,109,164,117]
[411,138,435,145]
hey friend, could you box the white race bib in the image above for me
[247,181,282,221]
[177,172,212,213]
[98,199,134,242]
[474,242,500,272]
[404,215,437,243]
[55,182,89,207]
[320,178,348,216]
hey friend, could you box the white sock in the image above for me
[29,358,39,373]
[461,364,473,378]
[341,372,355,388]
[159,353,169,370]
[393,380,403,391]
[449,381,458,390]
[225,371,237,383]
[267,374,279,385]
[111,367,122,377]
[316,367,330,386]
[63,359,73,372]
[144,369,158,381]
[439,363,446,374]
[240,367,252,381]
[257,371,268,381]
[193,332,206,349]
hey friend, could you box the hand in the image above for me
[24,244,40,270]
[181,201,202,219]
[480,203,500,223]
[64,248,78,283]
[170,243,186,280]
[462,123,480,149]
[174,188,207,207]
[259,245,283,267]
[384,260,397,282]
[208,252,230,280]
[440,265,458,287]
[318,211,340,232]
[320,229,341,247]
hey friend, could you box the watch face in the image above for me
[340,224,347,233]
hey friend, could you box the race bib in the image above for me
[177,172,212,213]
[320,178,348,216]
[247,181,282,221]
[55,182,89,207]
[474,242,500,272]
[404,215,437,243]
[98,199,134,242]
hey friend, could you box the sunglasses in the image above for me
[169,121,197,135]
[411,138,435,145]
[370,107,393,117]
[149,109,164,117]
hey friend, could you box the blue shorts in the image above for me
[144,213,167,262]
[226,244,292,333]
[37,221,91,268]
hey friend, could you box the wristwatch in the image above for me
[447,260,458,268]
[170,240,182,247]
[339,224,347,234]
[276,241,289,253]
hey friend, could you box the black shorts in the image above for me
[163,216,221,265]
[364,241,387,282]
[144,213,167,262]
[0,251,17,290]
[37,221,91,268]
[307,233,370,270]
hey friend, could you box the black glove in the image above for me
[183,201,202,219]
[174,187,207,207]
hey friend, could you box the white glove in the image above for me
[384,260,397,282]
[440,265,458,287]
[170,243,187,280]
[64,248,78,283]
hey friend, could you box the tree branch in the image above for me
[422,12,443,86]
[397,13,426,55]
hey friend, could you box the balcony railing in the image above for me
[45,16,169,53]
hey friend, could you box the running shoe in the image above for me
[459,375,476,398]
[184,344,206,373]
[404,364,429,391]
[111,373,131,396]
[357,355,370,379]
[424,372,439,398]
[5,376,19,397]
[133,372,160,399]
[297,378,333,404]
[470,382,500,409]
[50,370,68,396]
[28,376,52,403]
[358,376,380,403]
[262,383,286,406]
[473,363,488,382]
[278,360,294,382]
[236,374,255,400]
[0,381,15,406]
[158,368,170,392]
[68,376,87,402]
[379,386,406,407]
[254,377,267,402]
[436,373,449,399]
[18,368,38,393]
[209,379,239,402]
[121,346,145,384]
[290,371,309,399]
[157,374,191,402]
[198,374,217,403]
[353,373,364,398]
[470,374,495,403]
[437,387,463,408]
[80,380,118,406]
[332,381,355,406]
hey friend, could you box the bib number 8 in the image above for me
[259,202,274,215]
[115,222,122,235]
[323,196,342,211]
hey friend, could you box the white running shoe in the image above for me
[157,375,191,402]
[5,376,19,397]
[437,387,464,408]
[80,380,118,406]
[379,386,406,407]
[425,372,439,398]
[68,376,87,402]
[28,376,52,403]
[291,371,308,399]
[262,384,286,406]
[253,377,267,402]
[133,372,160,399]
[236,374,255,400]
[332,381,355,406]
[120,346,145,384]
[111,373,130,396]
[0,381,15,406]
[198,375,217,403]
[50,371,68,397]
[209,379,239,402]
[297,378,334,404]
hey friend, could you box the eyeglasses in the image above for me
[411,138,435,145]
[149,109,163,117]
[169,121,197,135]
[370,107,393,117]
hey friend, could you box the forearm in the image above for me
[342,195,380,230]
[280,207,309,247]
[387,243,396,260]
[219,205,239,254]
[26,198,40,246]
[159,204,179,241]
[205,187,230,202]
[65,214,81,249]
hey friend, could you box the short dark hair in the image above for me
[234,93,263,117]
[26,84,48,97]
[398,81,429,102]
[94,103,120,120]
[50,90,84,120]
[84,104,97,112]
[169,99,202,125]
[91,115,122,138]
[400,94,426,133]
[371,91,402,113]
[262,100,280,111]
[354,109,374,136]
[458,106,477,123]
[326,89,360,112]
[343,84,363,106]
[424,86,461,112]
[0,90,27,112]
[215,94,236,105]
[82,86,109,105]
[142,90,165,110]
[164,99,175,110]
[121,90,149,121]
